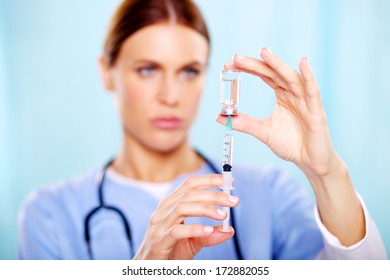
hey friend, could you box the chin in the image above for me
[144,133,187,154]
[145,142,183,155]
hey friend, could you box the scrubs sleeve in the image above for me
[270,169,323,259]
[18,189,61,259]
[314,193,387,259]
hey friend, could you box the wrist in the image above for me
[306,158,349,189]
[305,159,365,246]
[297,150,348,190]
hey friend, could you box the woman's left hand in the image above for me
[217,48,341,180]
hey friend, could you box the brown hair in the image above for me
[103,0,210,66]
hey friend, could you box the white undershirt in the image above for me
[105,167,172,200]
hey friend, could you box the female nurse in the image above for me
[18,0,386,259]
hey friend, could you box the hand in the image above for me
[133,174,239,260]
[217,48,366,246]
[217,48,340,180]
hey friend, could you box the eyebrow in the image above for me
[181,61,203,67]
[132,59,205,68]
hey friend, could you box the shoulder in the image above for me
[20,166,100,218]
[18,165,103,259]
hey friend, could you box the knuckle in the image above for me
[150,211,160,225]
[183,176,196,188]
[168,225,180,239]
[273,62,282,72]
[210,174,222,184]
[182,190,193,200]
[274,76,284,87]
[149,225,161,239]
[200,203,211,216]
[214,190,227,203]
[247,60,257,71]
[189,225,200,236]
[174,202,185,215]
[156,199,165,210]
[241,116,251,131]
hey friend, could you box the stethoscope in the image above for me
[84,151,243,260]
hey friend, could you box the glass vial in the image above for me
[220,70,240,115]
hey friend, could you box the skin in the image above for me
[100,23,365,259]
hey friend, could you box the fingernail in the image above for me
[224,62,234,67]
[204,226,214,233]
[302,57,312,70]
[228,195,239,204]
[264,48,273,54]
[219,226,233,233]
[236,54,245,60]
[217,208,226,217]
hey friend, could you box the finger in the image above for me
[230,54,290,90]
[161,202,228,229]
[181,190,239,207]
[259,74,278,89]
[156,223,216,257]
[169,223,216,240]
[151,190,239,225]
[224,61,279,90]
[223,62,237,71]
[191,225,235,253]
[216,113,270,144]
[157,174,222,209]
[260,48,305,96]
[299,57,324,114]
[178,174,223,192]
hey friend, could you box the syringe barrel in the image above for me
[222,170,232,192]
[222,133,233,166]
[222,206,231,232]
[220,170,232,232]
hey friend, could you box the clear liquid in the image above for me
[221,79,240,106]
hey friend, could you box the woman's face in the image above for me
[101,23,209,153]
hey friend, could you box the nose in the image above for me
[158,75,180,106]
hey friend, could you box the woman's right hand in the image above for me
[133,174,239,260]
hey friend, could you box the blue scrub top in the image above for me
[18,157,323,259]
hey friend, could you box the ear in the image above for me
[98,55,114,91]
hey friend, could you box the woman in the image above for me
[18,0,386,259]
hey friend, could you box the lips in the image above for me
[151,116,182,129]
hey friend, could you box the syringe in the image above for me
[220,116,233,232]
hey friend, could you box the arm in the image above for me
[18,190,61,259]
[216,48,381,250]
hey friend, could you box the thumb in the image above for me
[191,226,235,254]
[216,114,269,144]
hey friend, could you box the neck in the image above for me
[112,137,203,183]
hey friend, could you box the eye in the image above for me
[137,66,156,77]
[180,67,200,79]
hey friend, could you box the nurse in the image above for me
[18,0,386,259]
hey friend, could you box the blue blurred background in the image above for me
[1,0,389,259]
